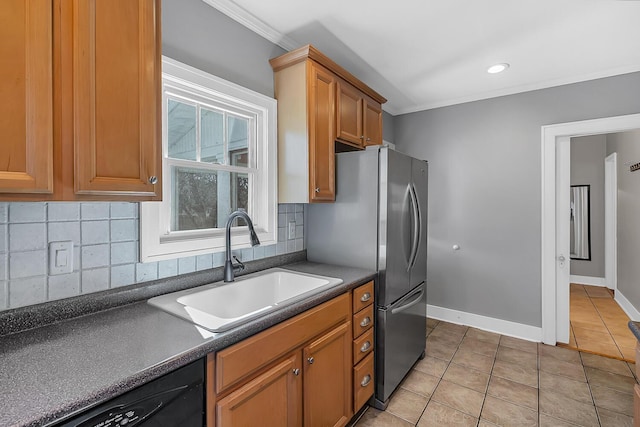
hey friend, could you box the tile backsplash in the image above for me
[0,202,304,311]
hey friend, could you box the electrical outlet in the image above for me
[288,221,296,240]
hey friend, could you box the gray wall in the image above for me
[383,111,396,143]
[163,0,285,97]
[0,0,296,312]
[570,135,606,278]
[394,72,640,327]
[606,130,640,310]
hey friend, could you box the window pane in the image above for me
[167,100,197,161]
[171,167,250,232]
[201,108,224,164]
[228,115,249,167]
[172,167,218,231]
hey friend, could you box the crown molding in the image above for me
[201,0,298,51]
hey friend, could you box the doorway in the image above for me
[541,113,640,346]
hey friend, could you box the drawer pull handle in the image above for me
[293,368,300,376]
[360,317,371,328]
[361,375,371,387]
[308,357,314,365]
[360,341,371,353]
[360,292,371,302]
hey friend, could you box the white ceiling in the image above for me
[204,0,640,115]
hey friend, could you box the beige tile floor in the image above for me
[559,284,636,362]
[355,318,637,427]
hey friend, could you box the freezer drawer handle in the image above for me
[360,375,371,387]
[360,317,371,327]
[360,292,371,302]
[360,341,371,353]
[390,288,425,315]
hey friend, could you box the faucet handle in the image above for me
[232,256,245,271]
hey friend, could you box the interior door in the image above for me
[379,148,413,306]
[555,136,571,344]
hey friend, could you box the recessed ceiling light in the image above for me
[487,63,510,74]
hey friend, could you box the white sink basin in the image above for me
[148,268,343,332]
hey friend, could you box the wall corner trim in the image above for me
[569,275,607,287]
[614,290,640,322]
[427,305,542,342]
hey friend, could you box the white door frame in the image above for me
[605,152,618,293]
[541,113,640,345]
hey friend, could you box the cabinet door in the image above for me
[71,0,161,198]
[336,81,363,147]
[363,98,382,147]
[0,0,53,194]
[303,322,352,427]
[308,62,335,202]
[217,353,302,427]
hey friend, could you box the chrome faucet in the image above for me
[224,209,260,282]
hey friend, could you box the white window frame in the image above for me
[140,57,277,262]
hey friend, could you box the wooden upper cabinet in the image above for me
[336,81,363,147]
[0,0,161,201]
[270,45,386,204]
[0,0,53,194]
[71,0,161,198]
[308,63,336,202]
[364,98,383,147]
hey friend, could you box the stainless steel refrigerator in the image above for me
[307,146,427,409]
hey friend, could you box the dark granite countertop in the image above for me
[628,321,640,342]
[0,261,376,427]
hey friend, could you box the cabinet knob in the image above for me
[360,135,365,139]
[360,317,371,328]
[293,368,300,376]
[366,137,371,141]
[148,176,158,184]
[360,292,371,302]
[360,341,371,353]
[315,187,320,193]
[360,375,371,387]
[307,356,314,365]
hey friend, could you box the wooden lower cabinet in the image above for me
[303,322,351,427]
[635,384,640,427]
[216,353,302,427]
[208,293,353,427]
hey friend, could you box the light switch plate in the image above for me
[288,221,296,240]
[49,241,73,275]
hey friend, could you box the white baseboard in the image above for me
[427,305,542,342]
[614,290,640,322]
[570,275,607,287]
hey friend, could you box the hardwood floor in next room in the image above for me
[354,318,637,427]
[558,284,636,362]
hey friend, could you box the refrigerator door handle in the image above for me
[407,183,421,271]
[390,287,425,314]
[402,183,413,267]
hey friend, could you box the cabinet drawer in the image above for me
[353,281,374,312]
[216,294,350,394]
[353,353,374,412]
[353,304,374,339]
[353,328,373,365]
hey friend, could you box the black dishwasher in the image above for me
[54,358,205,427]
